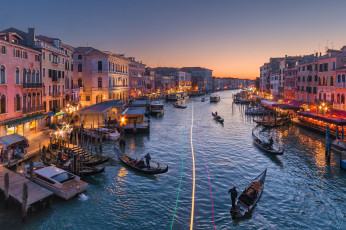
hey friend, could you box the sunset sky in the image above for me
[2,0,346,79]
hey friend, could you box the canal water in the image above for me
[0,90,345,230]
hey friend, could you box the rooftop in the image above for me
[77,100,125,115]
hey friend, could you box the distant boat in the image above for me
[230,168,267,219]
[211,112,224,123]
[173,102,187,109]
[150,100,164,115]
[201,97,205,102]
[114,147,168,175]
[210,94,220,102]
[252,131,284,155]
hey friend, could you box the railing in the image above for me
[34,41,65,55]
[49,92,61,97]
[334,82,346,88]
[23,105,45,114]
[333,103,346,110]
[83,86,130,91]
[52,77,60,83]
[91,70,128,74]
[22,83,43,88]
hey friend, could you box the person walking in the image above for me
[228,186,238,210]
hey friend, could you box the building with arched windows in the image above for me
[0,31,43,136]
[73,47,130,107]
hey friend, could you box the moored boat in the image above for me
[114,147,168,175]
[150,100,164,115]
[25,165,88,200]
[173,102,187,109]
[230,168,267,219]
[252,131,284,155]
[211,112,224,123]
[210,94,220,102]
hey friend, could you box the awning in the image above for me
[45,111,55,117]
[298,111,346,126]
[0,133,27,147]
[54,112,66,117]
[5,113,44,128]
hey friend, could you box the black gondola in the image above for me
[114,147,168,175]
[252,131,284,155]
[211,112,224,123]
[230,168,267,219]
[83,156,109,167]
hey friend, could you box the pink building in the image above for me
[128,57,146,98]
[0,32,43,136]
[284,66,298,99]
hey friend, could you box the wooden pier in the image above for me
[0,166,53,219]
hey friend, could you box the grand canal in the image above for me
[1,90,345,230]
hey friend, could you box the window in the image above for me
[98,77,102,88]
[0,65,5,84]
[27,70,31,83]
[342,94,345,104]
[15,67,20,84]
[15,94,21,111]
[36,71,39,83]
[49,54,52,61]
[1,45,6,54]
[343,74,345,83]
[43,52,45,60]
[78,64,82,72]
[98,61,102,72]
[78,55,82,60]
[22,68,26,83]
[43,68,46,78]
[302,66,305,71]
[330,76,334,86]
[338,75,341,83]
[319,64,323,72]
[315,75,318,81]
[86,96,90,101]
[32,70,35,83]
[324,63,328,72]
[78,78,82,87]
[333,62,336,70]
[313,87,317,94]
[0,95,6,113]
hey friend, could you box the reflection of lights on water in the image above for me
[190,103,195,230]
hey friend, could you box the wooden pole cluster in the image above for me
[22,183,28,221]
[4,173,9,207]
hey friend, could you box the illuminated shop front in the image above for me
[3,113,44,136]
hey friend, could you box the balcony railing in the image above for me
[91,70,128,74]
[83,86,130,92]
[23,105,45,114]
[22,83,43,88]
[52,77,60,83]
[49,92,61,97]
[334,82,346,88]
[333,103,346,110]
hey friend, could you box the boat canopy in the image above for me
[0,133,27,147]
[130,100,150,107]
[34,166,66,179]
[78,100,126,115]
[122,107,146,116]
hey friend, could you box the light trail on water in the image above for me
[197,119,215,230]
[190,103,195,230]
[170,109,190,230]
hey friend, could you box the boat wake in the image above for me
[78,193,89,201]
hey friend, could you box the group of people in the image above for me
[1,146,24,165]
[134,152,151,169]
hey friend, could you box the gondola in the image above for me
[211,112,224,123]
[173,102,187,109]
[79,166,105,177]
[252,131,284,155]
[230,168,267,219]
[254,117,290,128]
[114,147,168,175]
[83,156,109,167]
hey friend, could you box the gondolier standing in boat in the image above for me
[145,152,151,168]
[269,136,274,147]
[228,186,238,210]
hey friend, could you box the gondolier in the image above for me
[145,152,151,168]
[228,186,237,210]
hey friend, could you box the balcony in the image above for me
[83,86,130,92]
[49,92,61,97]
[23,105,45,114]
[334,82,346,88]
[22,83,43,89]
[52,77,60,83]
[92,70,128,75]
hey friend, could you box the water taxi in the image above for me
[26,165,88,200]
[150,100,164,115]
[210,94,220,102]
[121,107,150,133]
[166,93,182,101]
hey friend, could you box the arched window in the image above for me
[337,94,340,103]
[108,77,111,87]
[36,71,40,83]
[32,93,36,107]
[319,93,322,100]
[0,65,5,84]
[343,74,345,83]
[23,94,27,109]
[32,70,36,83]
[78,64,82,72]
[0,95,6,113]
[27,70,31,83]
[126,78,127,86]
[98,61,102,72]
[338,75,341,83]
[15,67,20,84]
[15,94,21,111]
[98,77,102,88]
[112,78,115,86]
[66,77,69,89]
[28,93,31,108]
[22,68,26,84]
[342,94,345,104]
[78,78,82,87]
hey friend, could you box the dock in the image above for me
[0,166,53,219]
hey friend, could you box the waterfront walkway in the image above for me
[0,166,53,209]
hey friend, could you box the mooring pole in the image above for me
[22,183,28,222]
[4,173,9,207]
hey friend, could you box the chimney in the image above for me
[27,28,35,47]
[319,52,322,57]
[315,52,318,57]
[285,55,287,58]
